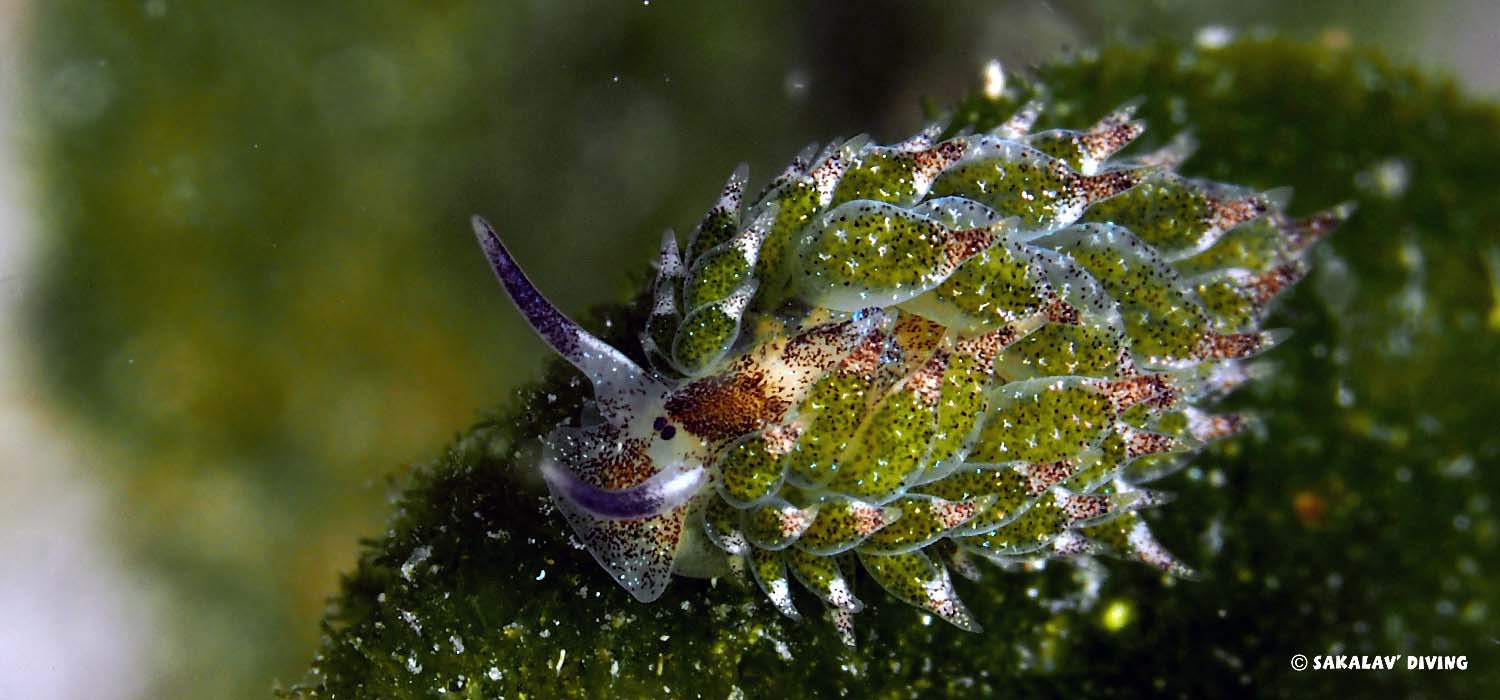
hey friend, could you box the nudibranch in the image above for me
[473,97,1346,642]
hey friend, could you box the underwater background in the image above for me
[2,1,1496,698]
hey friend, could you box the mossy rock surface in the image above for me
[291,38,1500,698]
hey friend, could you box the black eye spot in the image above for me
[653,416,668,431]
[660,425,677,441]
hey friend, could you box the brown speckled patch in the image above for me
[1124,429,1178,458]
[1206,192,1268,234]
[943,226,998,270]
[1190,412,1246,442]
[905,352,949,405]
[1061,493,1112,522]
[1080,114,1144,163]
[667,369,790,442]
[1024,460,1077,495]
[912,142,966,184]
[1074,165,1147,205]
[1196,330,1265,359]
[1250,262,1306,306]
[1044,296,1082,325]
[953,326,1018,367]
[1100,374,1178,414]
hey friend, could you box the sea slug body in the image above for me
[473,93,1347,643]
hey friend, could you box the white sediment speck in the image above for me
[400,609,422,636]
[1356,158,1411,199]
[982,60,1006,99]
[783,68,809,99]
[401,545,431,581]
[1195,25,1235,50]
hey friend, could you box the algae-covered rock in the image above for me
[289,38,1499,698]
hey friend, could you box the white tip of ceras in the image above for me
[648,230,684,324]
[1183,407,1253,444]
[1050,531,1104,558]
[772,503,820,544]
[728,203,778,268]
[828,607,858,649]
[1258,328,1294,351]
[720,279,760,318]
[1119,485,1176,511]
[783,142,820,178]
[1196,327,1292,361]
[941,543,984,582]
[1262,185,1295,211]
[1076,100,1147,173]
[766,576,801,621]
[892,118,948,153]
[1189,359,1272,398]
[922,565,982,633]
[719,162,751,212]
[1285,200,1355,251]
[655,229,683,278]
[810,135,871,207]
[826,576,863,613]
[1127,520,1199,580]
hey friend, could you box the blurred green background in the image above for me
[5,1,1496,699]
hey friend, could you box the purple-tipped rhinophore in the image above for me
[472,216,660,418]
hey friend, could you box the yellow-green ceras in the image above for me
[471,95,1347,644]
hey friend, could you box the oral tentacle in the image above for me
[540,454,707,521]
